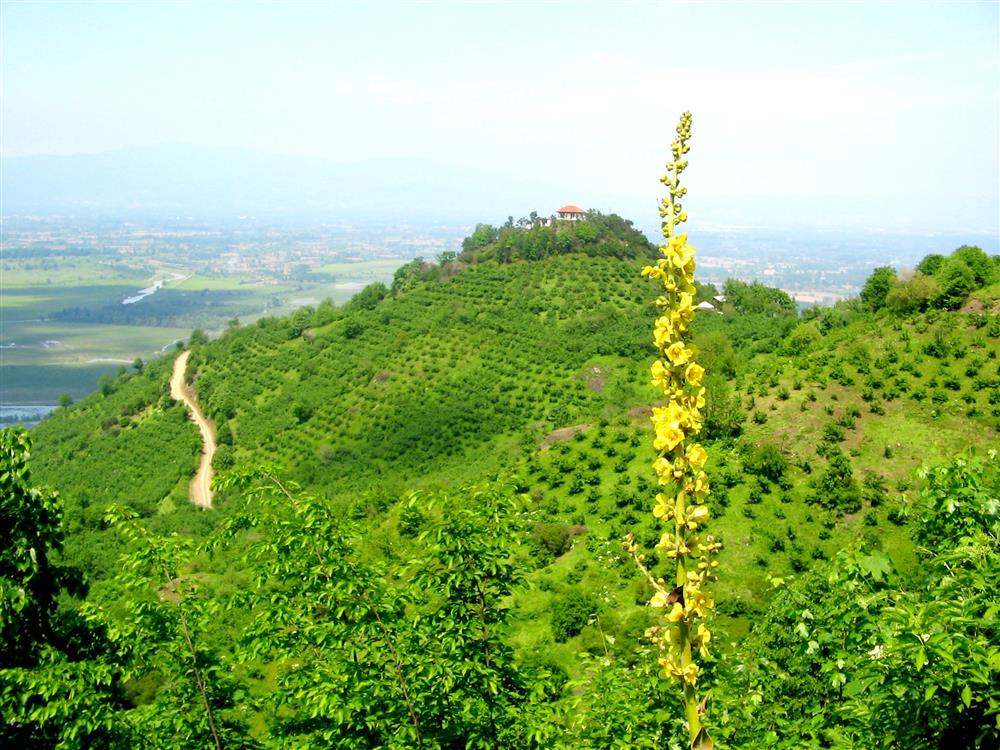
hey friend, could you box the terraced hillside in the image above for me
[30,230,999,623]
[17,227,1000,748]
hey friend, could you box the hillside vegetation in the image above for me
[6,219,1000,747]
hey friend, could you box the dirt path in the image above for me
[170,350,215,510]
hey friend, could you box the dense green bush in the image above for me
[531,522,574,559]
[551,590,601,642]
[745,443,788,483]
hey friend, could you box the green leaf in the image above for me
[858,551,893,582]
[843,680,866,698]
[961,684,972,708]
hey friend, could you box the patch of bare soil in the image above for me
[586,366,606,393]
[541,423,591,450]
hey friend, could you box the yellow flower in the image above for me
[668,236,696,270]
[676,292,694,313]
[651,359,671,389]
[692,471,710,498]
[686,443,708,468]
[686,505,710,529]
[654,423,685,452]
[641,265,663,279]
[649,589,671,608]
[652,493,674,519]
[652,402,686,429]
[658,656,679,680]
[684,362,704,386]
[686,387,706,411]
[686,588,714,618]
[695,623,712,658]
[653,457,673,481]
[654,317,676,349]
[680,662,700,685]
[664,341,690,365]
[665,601,685,622]
[655,532,674,554]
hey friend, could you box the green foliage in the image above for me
[916,253,946,276]
[458,211,655,265]
[861,266,897,311]
[723,278,796,316]
[702,373,743,439]
[462,223,500,254]
[18,213,1000,747]
[951,245,998,288]
[0,429,63,668]
[392,258,434,294]
[345,281,389,311]
[715,451,1000,749]
[562,656,682,748]
[936,257,977,310]
[812,447,861,512]
[85,506,244,749]
[213,470,561,748]
[551,591,601,643]
[29,355,201,581]
[0,429,130,749]
[782,320,823,353]
[531,522,574,560]
[885,272,939,314]
[744,443,788,483]
[914,450,1000,546]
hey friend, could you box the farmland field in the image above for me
[0,223,424,420]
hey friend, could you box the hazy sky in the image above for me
[3,1,998,232]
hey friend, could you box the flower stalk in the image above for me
[626,111,719,750]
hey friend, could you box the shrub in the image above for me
[531,522,573,559]
[551,591,600,642]
[745,443,788,483]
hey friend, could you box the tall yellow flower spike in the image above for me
[627,111,719,750]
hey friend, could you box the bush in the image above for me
[212,444,234,471]
[551,591,600,642]
[812,448,862,513]
[860,266,896,311]
[886,272,939,314]
[745,443,787,483]
[531,522,573,559]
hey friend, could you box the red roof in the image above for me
[558,205,585,214]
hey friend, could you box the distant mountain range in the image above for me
[1,145,565,221]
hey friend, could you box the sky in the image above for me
[3,1,998,233]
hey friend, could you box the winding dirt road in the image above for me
[170,350,215,509]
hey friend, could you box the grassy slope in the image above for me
[27,250,1000,671]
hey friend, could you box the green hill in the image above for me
[11,223,1000,747]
